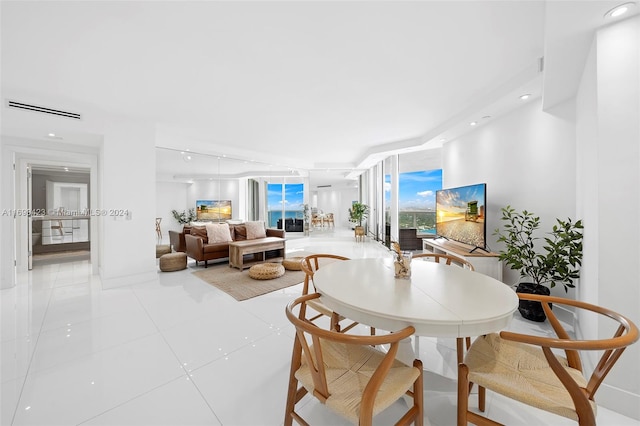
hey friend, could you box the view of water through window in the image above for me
[267,183,304,228]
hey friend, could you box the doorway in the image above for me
[7,146,100,283]
[30,165,91,268]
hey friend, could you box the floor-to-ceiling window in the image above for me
[398,169,442,235]
[385,168,442,235]
[383,150,443,239]
[266,182,304,229]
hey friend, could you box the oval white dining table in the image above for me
[312,257,519,362]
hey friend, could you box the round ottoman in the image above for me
[159,252,187,272]
[282,256,304,271]
[248,262,285,280]
[156,244,171,258]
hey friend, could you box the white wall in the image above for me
[0,139,8,289]
[443,97,577,291]
[31,172,91,213]
[316,186,359,229]
[156,181,190,235]
[155,179,250,235]
[575,34,601,387]
[99,119,157,289]
[575,15,640,418]
[441,15,640,418]
[187,179,241,221]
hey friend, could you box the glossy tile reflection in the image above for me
[1,230,637,425]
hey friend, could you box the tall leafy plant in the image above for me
[494,205,584,292]
[171,208,196,225]
[348,202,369,227]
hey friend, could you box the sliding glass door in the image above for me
[266,182,304,230]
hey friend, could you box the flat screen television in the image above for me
[435,183,486,251]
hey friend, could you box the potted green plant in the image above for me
[303,204,310,236]
[171,208,196,225]
[348,202,369,240]
[494,205,584,322]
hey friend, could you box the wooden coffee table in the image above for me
[229,237,286,270]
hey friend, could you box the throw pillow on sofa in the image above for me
[233,225,247,241]
[205,222,233,243]
[190,221,211,226]
[246,221,267,239]
[190,226,208,243]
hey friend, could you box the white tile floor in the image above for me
[1,228,638,425]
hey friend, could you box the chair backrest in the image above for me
[412,252,474,271]
[300,254,350,295]
[460,292,639,426]
[505,293,638,399]
[285,293,419,420]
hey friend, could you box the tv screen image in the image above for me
[196,200,232,221]
[436,183,486,249]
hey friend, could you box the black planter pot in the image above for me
[516,282,550,322]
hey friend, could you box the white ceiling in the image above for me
[1,1,636,187]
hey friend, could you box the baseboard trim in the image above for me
[596,383,640,421]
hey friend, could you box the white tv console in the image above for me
[422,238,503,282]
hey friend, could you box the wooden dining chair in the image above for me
[284,293,424,426]
[458,293,638,426]
[300,254,361,333]
[412,252,475,363]
[324,212,335,227]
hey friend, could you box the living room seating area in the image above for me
[170,221,285,268]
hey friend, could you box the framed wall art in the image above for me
[196,200,232,221]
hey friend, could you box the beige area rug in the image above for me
[193,252,314,301]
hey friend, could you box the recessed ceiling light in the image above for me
[605,2,635,18]
[48,133,56,137]
[469,121,477,126]
[64,167,69,171]
[520,94,531,100]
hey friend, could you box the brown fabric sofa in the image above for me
[183,223,285,267]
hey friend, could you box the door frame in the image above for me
[13,147,99,277]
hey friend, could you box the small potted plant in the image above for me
[171,208,196,226]
[348,202,369,241]
[494,205,584,321]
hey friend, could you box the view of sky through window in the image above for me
[267,183,304,228]
[385,169,442,233]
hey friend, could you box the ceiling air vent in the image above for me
[317,185,332,188]
[7,100,82,120]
